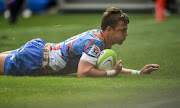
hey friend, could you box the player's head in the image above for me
[101,7,129,31]
[101,7,129,46]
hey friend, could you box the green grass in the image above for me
[0,13,180,108]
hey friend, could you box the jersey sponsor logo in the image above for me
[88,44,100,57]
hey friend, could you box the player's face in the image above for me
[110,21,128,45]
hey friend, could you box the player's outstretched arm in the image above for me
[121,64,160,74]
[139,64,159,74]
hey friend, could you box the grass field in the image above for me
[0,13,180,108]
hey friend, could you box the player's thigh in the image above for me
[0,51,12,54]
[0,54,9,75]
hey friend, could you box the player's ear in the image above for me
[106,26,112,32]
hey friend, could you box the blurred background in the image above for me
[0,0,180,24]
[0,0,180,13]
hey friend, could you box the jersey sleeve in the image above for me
[80,39,103,65]
[80,52,97,65]
[84,39,102,57]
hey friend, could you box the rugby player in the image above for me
[0,7,159,77]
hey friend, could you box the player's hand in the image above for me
[140,64,159,74]
[113,60,122,75]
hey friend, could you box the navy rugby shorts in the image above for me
[4,39,45,76]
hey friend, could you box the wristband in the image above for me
[131,70,140,74]
[106,70,116,76]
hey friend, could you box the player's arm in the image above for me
[121,64,160,74]
[77,60,107,77]
[77,38,123,77]
[77,60,122,77]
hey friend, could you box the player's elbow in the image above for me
[77,60,94,77]
[77,70,89,77]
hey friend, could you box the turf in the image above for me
[0,13,180,108]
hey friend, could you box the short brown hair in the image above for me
[101,7,129,30]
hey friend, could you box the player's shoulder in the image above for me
[81,29,102,40]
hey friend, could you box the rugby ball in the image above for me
[97,49,117,71]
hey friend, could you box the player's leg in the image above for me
[0,54,9,75]
[0,39,45,76]
[0,48,21,54]
[0,51,12,54]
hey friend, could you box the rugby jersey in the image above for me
[49,29,105,73]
